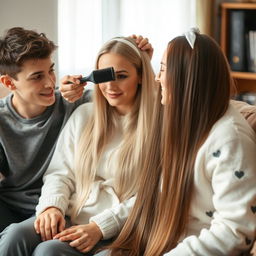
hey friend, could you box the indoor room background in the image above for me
[0,0,253,97]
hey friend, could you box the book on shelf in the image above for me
[228,10,246,72]
[247,30,256,73]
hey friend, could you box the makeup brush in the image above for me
[68,67,115,84]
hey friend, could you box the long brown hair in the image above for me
[108,33,233,255]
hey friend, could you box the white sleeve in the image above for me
[36,104,90,216]
[89,195,136,240]
[164,136,256,256]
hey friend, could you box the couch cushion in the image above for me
[232,100,256,134]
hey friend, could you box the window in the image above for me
[58,0,196,80]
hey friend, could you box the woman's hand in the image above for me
[53,222,103,253]
[130,34,154,59]
[59,75,87,103]
[34,207,65,241]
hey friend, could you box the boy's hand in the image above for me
[60,75,87,103]
[34,207,65,241]
[130,34,153,59]
[53,222,103,253]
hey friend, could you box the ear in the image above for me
[0,75,16,91]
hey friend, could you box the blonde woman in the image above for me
[0,36,156,256]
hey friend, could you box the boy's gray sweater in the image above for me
[0,90,90,213]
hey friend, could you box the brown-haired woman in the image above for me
[95,28,256,256]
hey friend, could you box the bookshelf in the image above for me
[220,2,256,93]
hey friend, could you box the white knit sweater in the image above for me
[36,103,135,240]
[164,102,256,255]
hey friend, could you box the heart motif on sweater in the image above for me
[234,170,244,179]
[205,211,213,217]
[251,206,256,214]
[212,150,221,157]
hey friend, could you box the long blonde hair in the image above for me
[108,34,233,255]
[71,37,156,218]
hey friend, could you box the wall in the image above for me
[0,0,58,97]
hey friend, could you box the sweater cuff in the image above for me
[89,210,120,240]
[35,196,68,216]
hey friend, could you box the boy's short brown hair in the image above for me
[0,27,57,79]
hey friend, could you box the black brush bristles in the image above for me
[80,67,115,84]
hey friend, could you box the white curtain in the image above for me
[119,0,196,70]
[58,0,103,79]
[58,0,196,78]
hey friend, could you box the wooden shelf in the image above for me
[220,2,256,93]
[233,78,256,93]
[232,72,256,80]
[222,3,256,9]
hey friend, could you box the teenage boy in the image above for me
[0,27,90,231]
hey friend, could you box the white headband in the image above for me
[111,38,141,57]
[184,27,200,49]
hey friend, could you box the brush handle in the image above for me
[66,76,90,85]
[79,76,90,83]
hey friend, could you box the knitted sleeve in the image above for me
[164,125,256,255]
[36,103,91,215]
